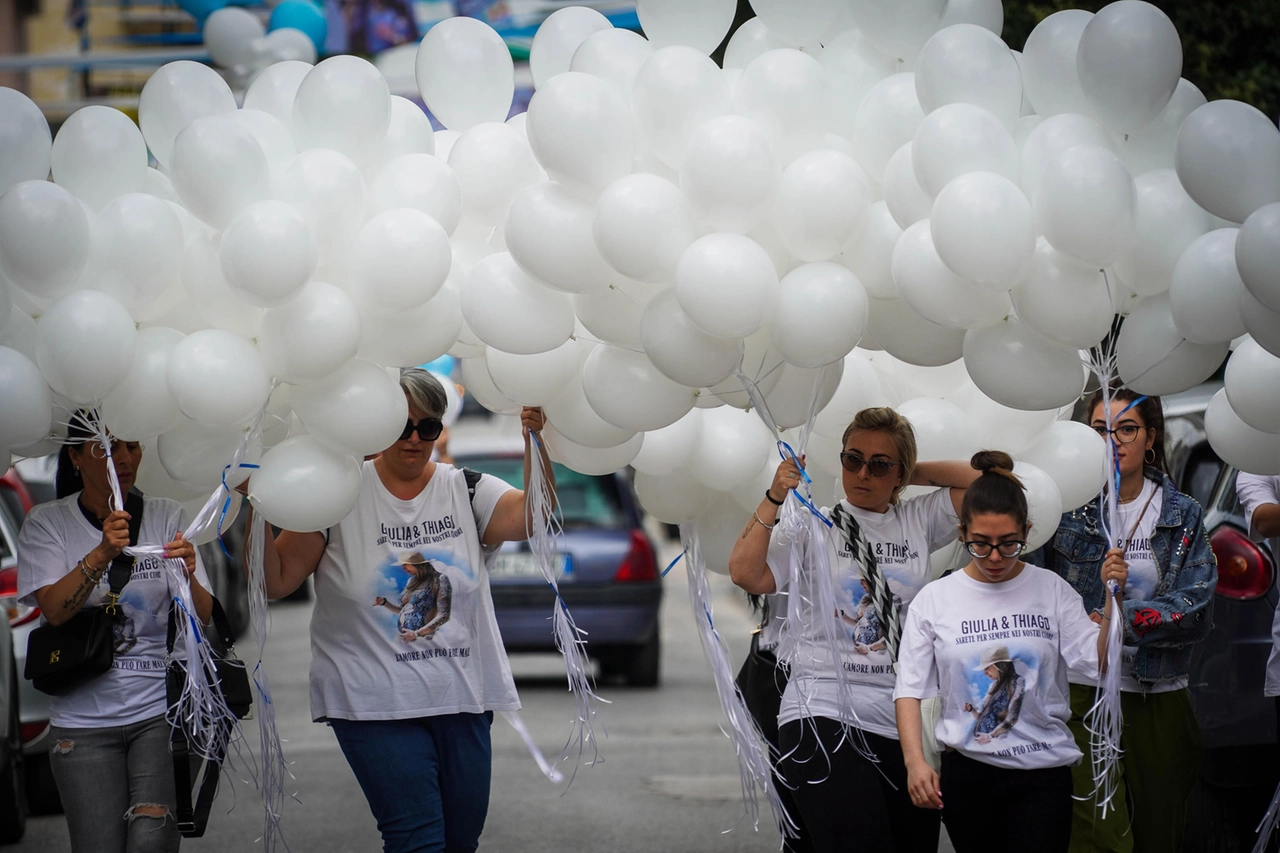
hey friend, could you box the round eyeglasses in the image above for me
[963,540,1027,559]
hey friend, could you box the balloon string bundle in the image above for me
[499,711,563,784]
[1078,343,1129,819]
[1252,782,1280,853]
[526,431,606,783]
[732,367,876,771]
[677,526,796,840]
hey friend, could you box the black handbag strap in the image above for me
[166,596,235,655]
[76,490,145,598]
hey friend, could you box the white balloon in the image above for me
[733,48,829,164]
[724,17,787,70]
[882,142,932,231]
[1175,100,1280,226]
[259,281,360,384]
[912,102,1018,198]
[243,60,313,124]
[641,287,743,388]
[100,327,185,440]
[1076,0,1182,134]
[460,253,575,355]
[864,298,965,367]
[377,95,436,166]
[415,16,514,132]
[529,6,611,89]
[939,0,1003,36]
[1224,337,1280,434]
[574,278,662,348]
[837,201,902,300]
[634,469,715,523]
[171,116,270,231]
[690,406,774,491]
[0,345,52,448]
[526,72,634,197]
[892,221,1011,329]
[138,61,236,166]
[484,340,582,407]
[249,435,363,532]
[593,173,696,283]
[261,27,316,64]
[50,105,148,211]
[680,114,778,234]
[846,0,945,59]
[582,344,696,432]
[1035,145,1135,267]
[708,327,786,407]
[962,317,1085,411]
[36,289,137,404]
[1012,239,1114,349]
[1018,113,1118,205]
[852,73,926,185]
[0,181,91,301]
[227,108,297,177]
[763,360,843,430]
[1119,169,1212,297]
[811,352,888,439]
[158,419,262,489]
[0,88,52,196]
[631,47,730,174]
[135,440,204,501]
[203,7,265,68]
[1018,421,1106,512]
[570,28,654,102]
[635,0,735,54]
[675,233,778,340]
[219,200,317,308]
[544,352,638,448]
[1204,389,1280,475]
[348,208,451,312]
[1019,10,1094,118]
[931,172,1034,291]
[459,356,521,416]
[292,358,407,456]
[1240,287,1280,360]
[1119,78,1205,175]
[1013,461,1064,551]
[897,397,980,463]
[773,149,871,263]
[1236,202,1280,313]
[1116,293,1229,395]
[505,182,612,295]
[358,282,462,369]
[167,329,270,426]
[1169,229,1248,345]
[86,192,184,311]
[543,426,641,476]
[275,149,367,264]
[292,55,391,163]
[368,154,462,235]
[915,24,1021,128]
[632,409,703,475]
[771,263,867,368]
[447,122,542,225]
[181,233,263,339]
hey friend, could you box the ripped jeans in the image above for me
[49,714,180,853]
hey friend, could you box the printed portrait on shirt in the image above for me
[372,549,473,646]
[837,574,903,656]
[964,645,1036,744]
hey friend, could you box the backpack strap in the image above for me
[462,467,483,510]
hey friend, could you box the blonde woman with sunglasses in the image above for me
[730,407,980,853]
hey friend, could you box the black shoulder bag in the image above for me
[166,596,253,838]
[24,492,145,696]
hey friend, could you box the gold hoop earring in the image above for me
[1145,448,1156,464]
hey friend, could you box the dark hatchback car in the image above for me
[1154,385,1280,852]
[452,439,663,687]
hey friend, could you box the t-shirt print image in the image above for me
[369,542,477,664]
[964,645,1031,745]
[838,576,902,659]
[374,551,455,644]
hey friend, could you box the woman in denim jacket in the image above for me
[1028,388,1216,853]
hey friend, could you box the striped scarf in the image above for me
[830,504,902,664]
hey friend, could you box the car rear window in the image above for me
[457,456,625,528]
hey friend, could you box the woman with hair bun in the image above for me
[730,407,981,853]
[1028,388,1216,853]
[894,451,1116,853]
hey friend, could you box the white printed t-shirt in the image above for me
[894,565,1101,770]
[766,488,958,738]
[17,493,211,729]
[1237,474,1280,697]
[309,462,520,722]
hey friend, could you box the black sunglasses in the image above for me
[399,418,444,442]
[840,453,900,478]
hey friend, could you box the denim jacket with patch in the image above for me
[1025,468,1217,688]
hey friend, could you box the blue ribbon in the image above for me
[661,550,686,578]
[1101,395,1147,594]
[775,440,833,527]
[172,596,203,643]
[216,462,260,557]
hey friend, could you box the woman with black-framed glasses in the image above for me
[895,451,1112,853]
[729,407,981,853]
[1025,388,1216,853]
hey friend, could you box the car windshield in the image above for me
[457,456,625,529]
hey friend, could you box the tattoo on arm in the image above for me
[928,479,944,487]
[61,570,98,613]
[740,517,758,540]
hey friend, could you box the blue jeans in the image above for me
[329,712,494,853]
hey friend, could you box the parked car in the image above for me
[1128,384,1279,852]
[0,484,28,841]
[451,437,664,686]
[3,458,251,816]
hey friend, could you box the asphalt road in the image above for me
[13,537,839,853]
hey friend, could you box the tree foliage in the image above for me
[1002,0,1280,120]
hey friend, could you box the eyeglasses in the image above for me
[1092,424,1147,444]
[963,540,1027,559]
[839,453,900,478]
[87,440,143,459]
[399,418,443,442]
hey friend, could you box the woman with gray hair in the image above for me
[259,368,550,853]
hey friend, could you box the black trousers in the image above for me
[940,751,1073,853]
[778,716,941,853]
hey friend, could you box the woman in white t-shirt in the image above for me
[258,368,550,853]
[729,406,979,853]
[18,415,210,853]
[894,451,1115,853]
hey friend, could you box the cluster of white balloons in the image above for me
[1,0,1278,554]
[203,8,318,86]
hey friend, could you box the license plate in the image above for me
[489,552,570,581]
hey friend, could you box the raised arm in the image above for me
[912,460,982,516]
[729,458,801,595]
[481,408,554,546]
[252,508,327,599]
